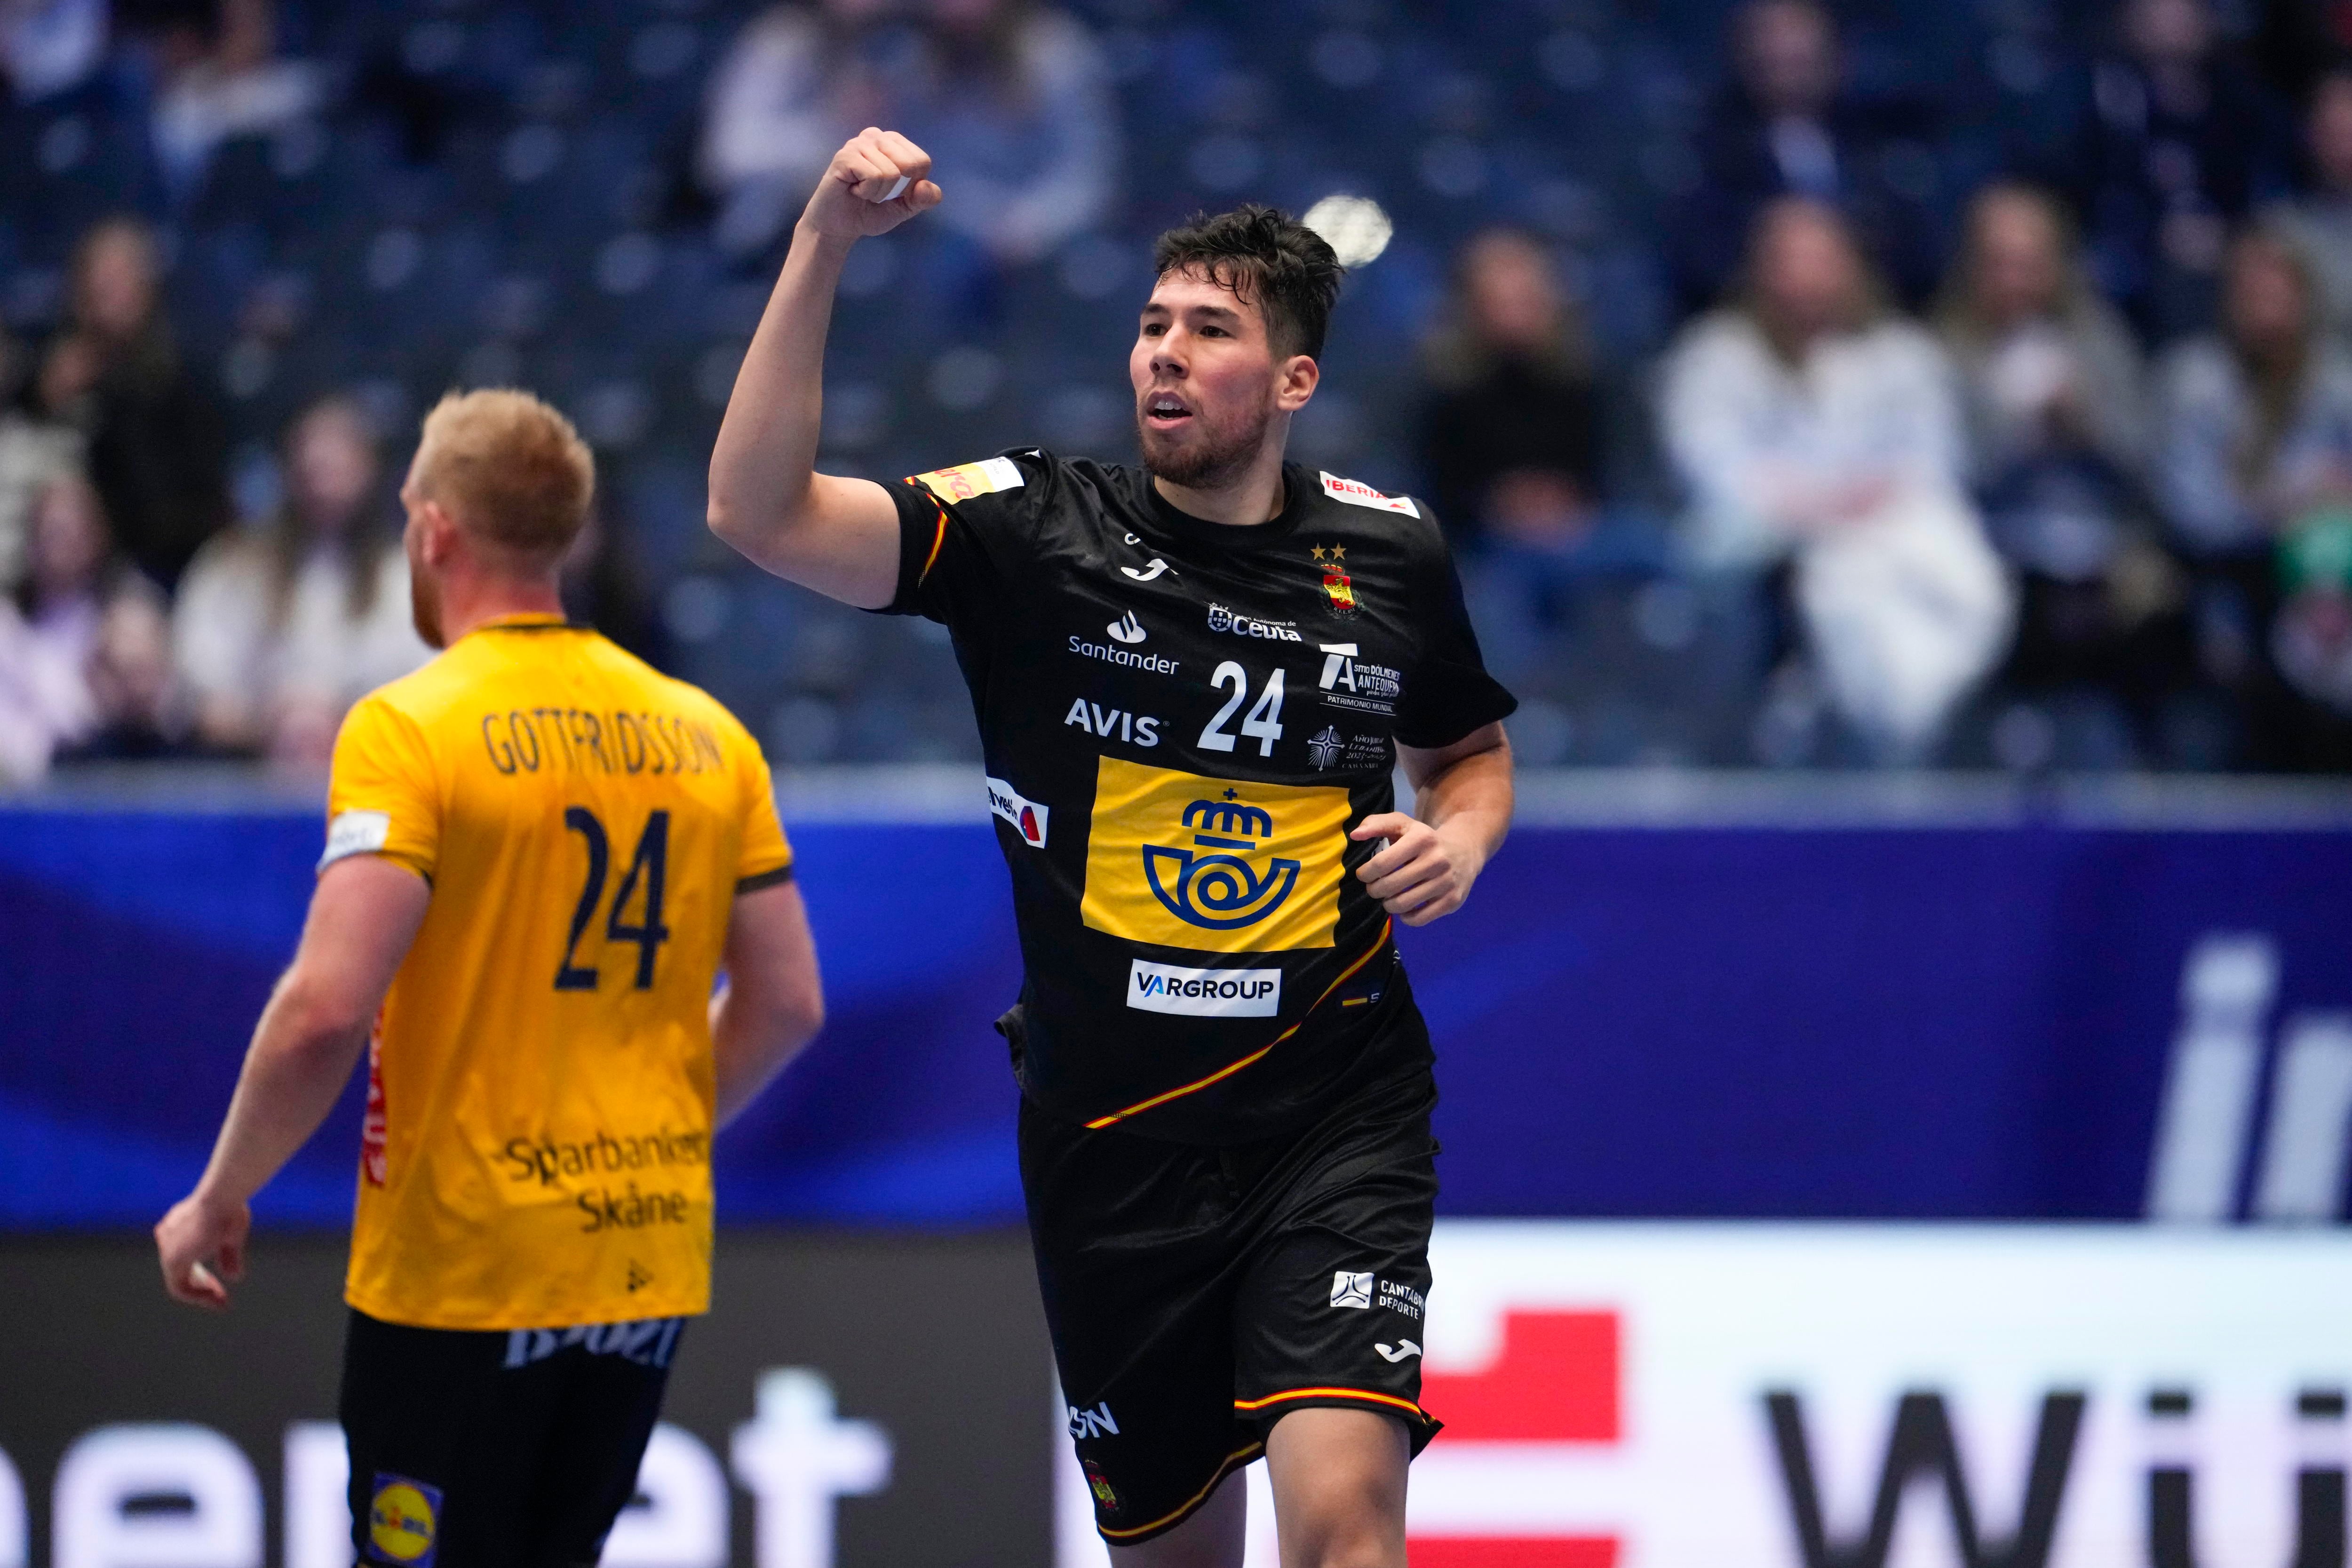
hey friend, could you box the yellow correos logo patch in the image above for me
[368,1474,441,1565]
[1081,757,1349,952]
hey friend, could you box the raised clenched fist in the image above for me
[801,127,942,242]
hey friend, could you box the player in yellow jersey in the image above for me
[154,389,825,1568]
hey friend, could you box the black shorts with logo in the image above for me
[340,1307,685,1568]
[1022,1058,1443,1547]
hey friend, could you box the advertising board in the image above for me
[5,1226,2345,1566]
[1054,1224,2352,1568]
[8,805,2352,1229]
[0,1233,1052,1568]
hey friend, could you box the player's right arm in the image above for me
[710,878,826,1127]
[155,855,429,1309]
[707,128,942,610]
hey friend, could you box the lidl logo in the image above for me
[1081,758,1348,954]
[367,1473,441,1566]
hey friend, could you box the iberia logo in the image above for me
[1311,544,1359,619]
[367,1473,442,1566]
[1080,758,1349,954]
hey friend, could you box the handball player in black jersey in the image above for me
[710,128,1516,1568]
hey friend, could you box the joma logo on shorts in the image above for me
[1142,796,1300,931]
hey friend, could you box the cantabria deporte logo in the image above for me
[1143,791,1300,930]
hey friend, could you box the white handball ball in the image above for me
[1301,194,1394,268]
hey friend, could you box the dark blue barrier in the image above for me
[4,797,2349,1227]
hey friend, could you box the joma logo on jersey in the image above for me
[1081,758,1348,953]
[1144,797,1300,930]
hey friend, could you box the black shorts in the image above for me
[1021,1061,1443,1547]
[339,1307,686,1568]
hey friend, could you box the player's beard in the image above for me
[1136,396,1274,491]
[409,557,445,649]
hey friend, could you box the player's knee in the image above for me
[1274,1464,1404,1567]
[1282,1514,1402,1568]
[1266,1413,1406,1568]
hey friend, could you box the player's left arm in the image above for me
[710,878,826,1128]
[1352,724,1515,927]
[155,856,429,1309]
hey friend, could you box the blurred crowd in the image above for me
[0,215,657,774]
[0,0,1115,780]
[5,0,2352,775]
[0,218,414,775]
[1432,0,2352,771]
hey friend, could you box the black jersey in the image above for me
[879,449,1516,1144]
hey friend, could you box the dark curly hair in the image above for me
[1151,204,1344,361]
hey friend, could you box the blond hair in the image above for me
[412,389,594,562]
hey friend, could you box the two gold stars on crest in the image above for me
[1310,545,1347,564]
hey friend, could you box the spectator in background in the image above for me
[1669,0,1943,315]
[2156,231,2352,550]
[2269,501,2352,764]
[561,509,666,670]
[0,326,87,590]
[1936,183,2191,720]
[2154,228,2352,761]
[1416,230,1611,679]
[0,588,85,781]
[1418,229,1602,557]
[702,0,1116,288]
[1662,198,2012,763]
[173,394,428,767]
[0,473,176,777]
[46,216,230,589]
[2067,0,2293,340]
[2265,69,2352,339]
[138,0,321,202]
[700,0,900,262]
[893,0,1118,278]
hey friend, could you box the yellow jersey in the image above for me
[321,614,793,1330]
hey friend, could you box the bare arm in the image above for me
[707,128,943,609]
[155,855,430,1308]
[1350,723,1514,927]
[710,879,826,1127]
